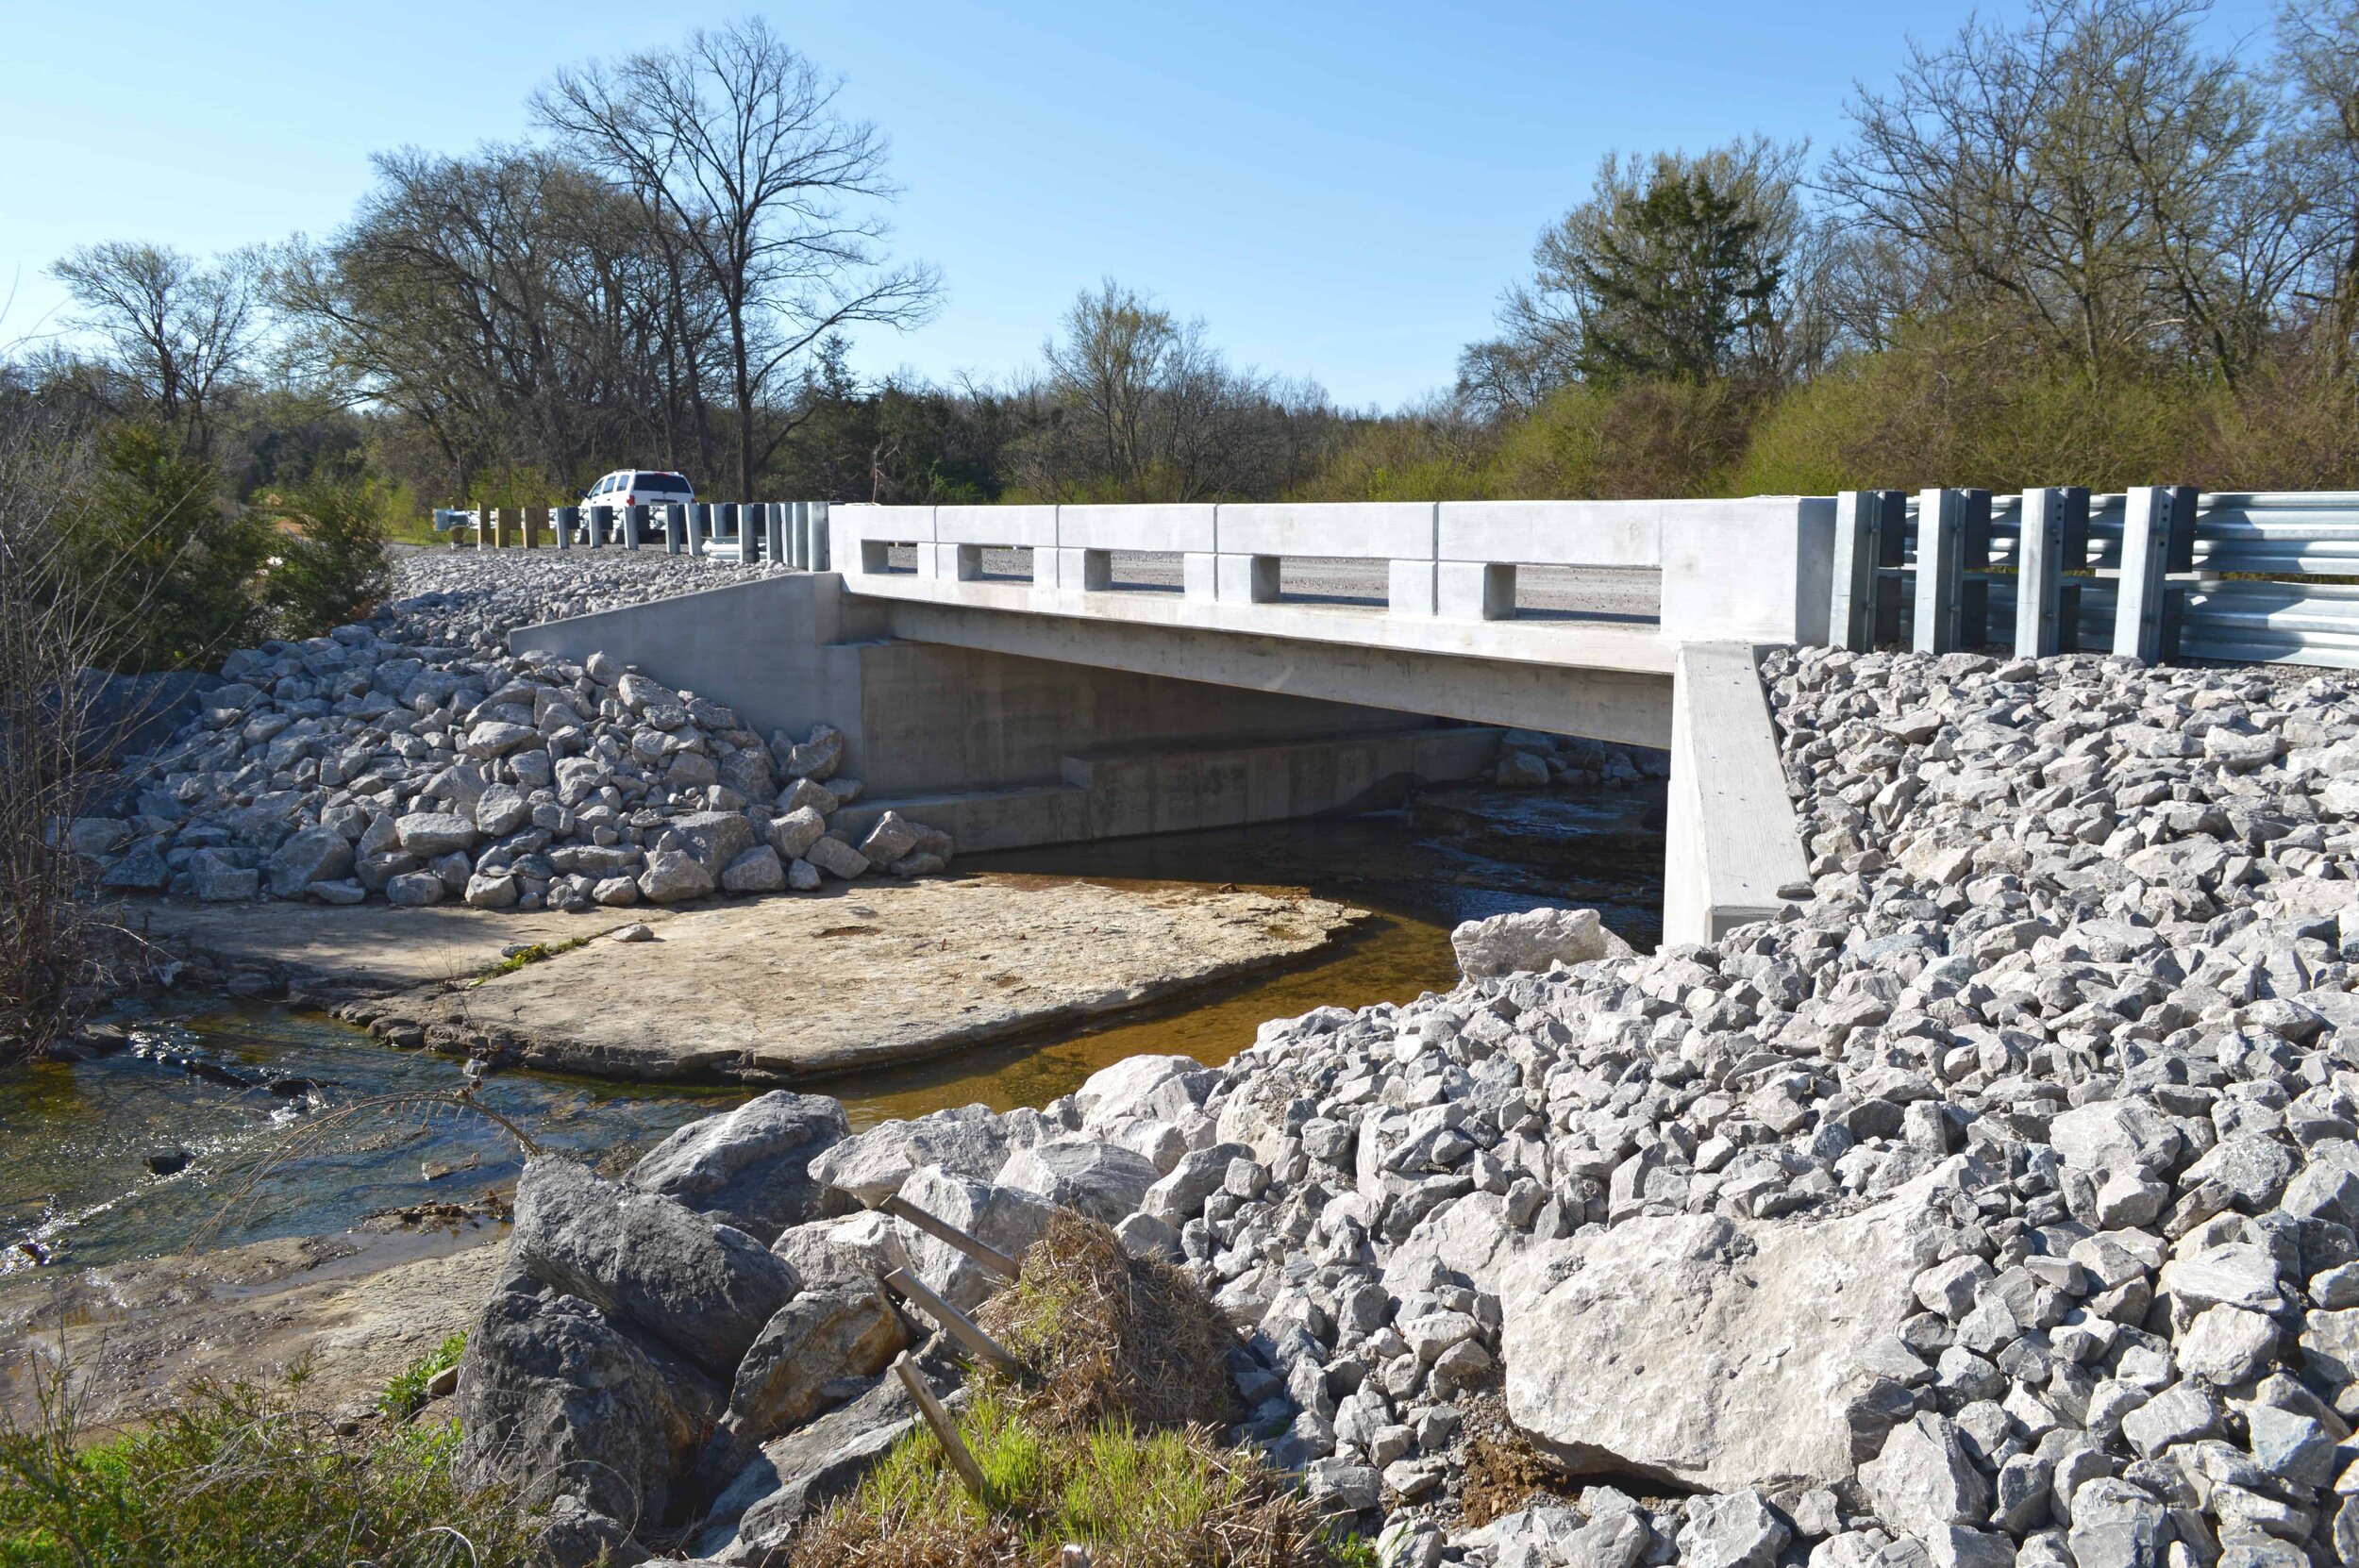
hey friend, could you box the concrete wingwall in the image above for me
[1663,642,1814,944]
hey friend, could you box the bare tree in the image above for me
[0,432,111,1064]
[534,17,940,497]
[49,242,262,456]
[1826,0,2324,387]
[2278,0,2359,373]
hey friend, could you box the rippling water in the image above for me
[0,783,1662,1274]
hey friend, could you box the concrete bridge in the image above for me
[510,498,1832,944]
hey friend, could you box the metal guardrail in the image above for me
[434,500,831,569]
[1826,487,2359,669]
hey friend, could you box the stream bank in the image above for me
[1,778,1662,1418]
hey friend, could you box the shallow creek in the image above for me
[0,782,1662,1275]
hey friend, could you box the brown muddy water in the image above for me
[0,782,1662,1275]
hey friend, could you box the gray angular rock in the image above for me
[1142,1142,1257,1225]
[386,869,446,906]
[393,811,479,858]
[1680,1490,1792,1568]
[1859,1413,1991,1532]
[719,844,786,893]
[509,1156,800,1377]
[455,1288,717,1529]
[856,810,918,865]
[671,809,755,871]
[1451,906,1635,978]
[997,1137,1160,1225]
[894,1162,1058,1310]
[803,834,868,881]
[807,1105,1017,1208]
[718,1285,908,1449]
[1504,1195,1946,1493]
[638,846,715,904]
[265,827,354,896]
[626,1091,850,1244]
[765,806,827,861]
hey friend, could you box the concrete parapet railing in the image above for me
[836,497,1835,646]
[1663,642,1813,944]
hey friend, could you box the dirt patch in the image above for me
[0,1224,506,1432]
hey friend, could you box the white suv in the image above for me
[581,469,694,512]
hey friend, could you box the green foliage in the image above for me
[0,1370,540,1568]
[376,1332,467,1423]
[795,1390,1364,1567]
[252,476,394,639]
[1570,167,1781,385]
[65,423,270,672]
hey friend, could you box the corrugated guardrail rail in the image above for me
[1826,487,2359,670]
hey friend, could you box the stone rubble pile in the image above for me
[452,644,2359,1568]
[72,553,951,911]
[1493,727,1664,792]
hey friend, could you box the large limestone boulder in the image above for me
[1075,1053,1212,1134]
[702,1362,944,1562]
[717,1286,909,1452]
[627,1092,850,1244]
[1501,1190,1949,1493]
[808,1104,1026,1209]
[510,1157,800,1378]
[455,1288,717,1531]
[894,1163,1059,1311]
[1452,906,1635,978]
[997,1138,1161,1226]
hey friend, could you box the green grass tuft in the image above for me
[0,1367,539,1567]
[376,1332,467,1423]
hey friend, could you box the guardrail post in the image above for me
[813,502,829,571]
[527,506,548,548]
[554,506,577,551]
[2116,484,2195,662]
[1830,491,1904,650]
[2015,487,2087,657]
[764,503,785,566]
[1914,488,1990,653]
[662,504,683,555]
[1437,560,1515,621]
[686,503,708,557]
[624,504,646,549]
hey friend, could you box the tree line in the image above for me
[9,0,2359,522]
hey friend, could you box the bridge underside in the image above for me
[871,598,1674,752]
[507,572,1794,943]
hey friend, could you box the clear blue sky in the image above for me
[2,0,2284,410]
